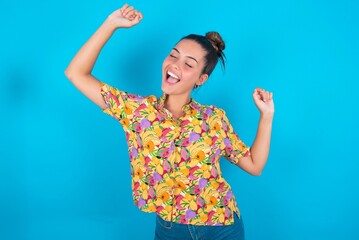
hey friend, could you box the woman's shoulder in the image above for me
[194,101,226,118]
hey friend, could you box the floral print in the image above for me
[100,82,251,226]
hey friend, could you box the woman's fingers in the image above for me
[119,3,128,12]
[254,88,273,102]
[123,6,134,16]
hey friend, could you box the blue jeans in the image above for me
[154,213,245,240]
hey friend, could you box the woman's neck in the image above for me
[164,93,191,119]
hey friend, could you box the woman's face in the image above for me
[161,39,208,97]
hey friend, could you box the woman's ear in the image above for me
[196,74,209,87]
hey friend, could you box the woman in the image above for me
[65,3,274,240]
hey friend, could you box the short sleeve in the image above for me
[100,81,143,121]
[220,110,251,164]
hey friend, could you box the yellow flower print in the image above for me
[176,181,186,191]
[180,168,189,177]
[209,196,218,206]
[148,201,156,212]
[165,178,174,188]
[189,109,197,116]
[133,167,144,181]
[191,118,199,125]
[204,136,212,145]
[194,150,205,162]
[189,200,198,211]
[174,181,186,195]
[156,164,164,175]
[213,122,220,132]
[199,212,208,222]
[159,191,170,202]
[142,189,148,200]
[124,105,132,114]
[144,140,155,152]
[154,126,162,137]
[148,112,156,121]
[193,125,202,134]
[210,179,219,189]
[165,204,172,213]
[120,118,130,128]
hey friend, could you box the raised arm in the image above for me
[64,4,143,109]
[236,88,274,176]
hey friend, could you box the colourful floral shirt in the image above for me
[100,81,251,226]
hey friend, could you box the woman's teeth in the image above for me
[167,71,180,84]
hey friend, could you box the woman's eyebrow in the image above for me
[173,48,198,63]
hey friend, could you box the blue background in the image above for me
[1,0,358,239]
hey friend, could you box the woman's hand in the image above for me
[107,3,143,29]
[253,88,275,115]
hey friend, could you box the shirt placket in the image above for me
[163,109,184,223]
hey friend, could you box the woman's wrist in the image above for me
[260,111,274,121]
[103,16,120,31]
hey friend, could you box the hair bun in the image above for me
[205,31,225,54]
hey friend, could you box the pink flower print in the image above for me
[180,138,190,147]
[206,210,216,224]
[144,156,151,166]
[175,195,184,205]
[169,141,175,152]
[222,121,228,131]
[133,182,140,190]
[205,107,213,116]
[148,177,156,186]
[180,119,190,127]
[223,138,231,148]
[148,187,155,198]
[136,135,143,148]
[202,122,208,131]
[160,148,170,158]
[189,132,200,143]
[181,148,189,161]
[225,207,231,218]
[156,206,164,214]
[188,166,200,181]
[141,118,151,129]
[218,182,225,192]
[163,160,171,172]
[193,185,201,194]
[211,167,218,177]
[211,136,218,146]
[138,198,146,207]
[153,172,162,183]
[108,92,120,106]
[225,190,233,200]
[131,147,138,158]
[185,210,196,220]
[179,215,186,224]
[196,196,205,208]
[199,178,208,190]
[134,122,141,132]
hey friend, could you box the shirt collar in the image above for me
[156,92,200,113]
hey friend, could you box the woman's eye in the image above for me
[186,63,193,68]
[169,54,176,58]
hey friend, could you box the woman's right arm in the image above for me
[64,4,143,110]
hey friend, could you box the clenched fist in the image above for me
[107,3,143,29]
[253,88,275,115]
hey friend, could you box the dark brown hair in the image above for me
[180,31,226,76]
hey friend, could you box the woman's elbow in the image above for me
[250,169,262,176]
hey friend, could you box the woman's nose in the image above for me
[172,63,179,70]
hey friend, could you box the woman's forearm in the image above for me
[250,113,273,173]
[65,18,117,76]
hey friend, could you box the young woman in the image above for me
[65,3,274,240]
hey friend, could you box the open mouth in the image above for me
[166,70,180,85]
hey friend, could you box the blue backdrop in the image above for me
[1,0,358,239]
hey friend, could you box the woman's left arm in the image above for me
[236,88,274,176]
